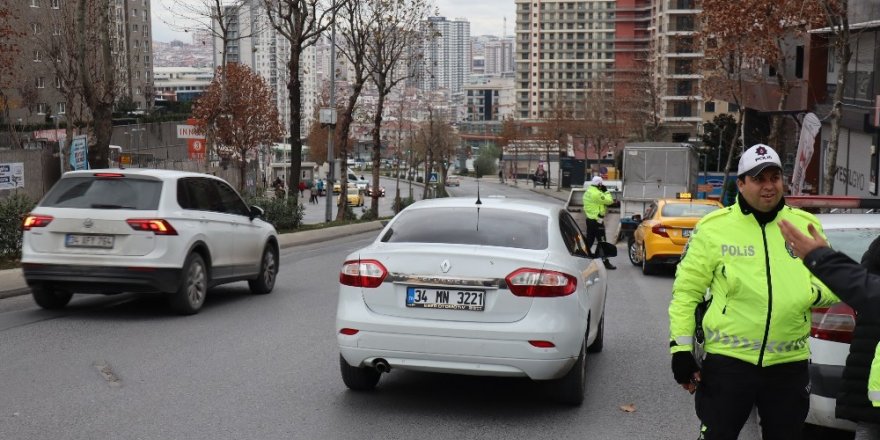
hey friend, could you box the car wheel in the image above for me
[248,244,278,295]
[628,238,642,266]
[549,333,587,405]
[587,314,604,353]
[169,253,208,315]
[339,354,380,391]
[31,285,73,310]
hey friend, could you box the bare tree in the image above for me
[333,0,371,220]
[76,0,115,168]
[262,0,342,200]
[0,4,23,145]
[364,0,436,217]
[813,0,851,195]
[192,63,284,192]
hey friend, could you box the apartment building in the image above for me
[213,3,318,141]
[485,38,516,76]
[650,0,702,142]
[152,67,214,103]
[3,0,153,125]
[514,0,617,120]
[464,77,515,121]
[419,17,471,96]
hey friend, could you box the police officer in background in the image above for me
[582,175,616,270]
[669,144,839,439]
[780,223,880,440]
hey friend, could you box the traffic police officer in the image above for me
[582,175,615,270]
[780,223,880,439]
[669,144,839,439]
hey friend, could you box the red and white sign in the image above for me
[188,138,206,160]
[177,124,203,139]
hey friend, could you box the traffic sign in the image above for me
[429,172,438,183]
[188,138,206,160]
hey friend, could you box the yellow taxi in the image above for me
[627,194,723,275]
[337,183,364,207]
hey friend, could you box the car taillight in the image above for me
[505,268,576,297]
[126,219,178,235]
[811,303,856,343]
[652,224,669,238]
[22,214,53,231]
[339,259,387,288]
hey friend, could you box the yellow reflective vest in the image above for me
[870,343,880,407]
[669,202,838,367]
[582,185,613,220]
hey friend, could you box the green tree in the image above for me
[474,144,499,178]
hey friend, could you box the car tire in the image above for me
[31,285,73,310]
[339,354,380,391]
[169,253,208,315]
[587,314,604,354]
[249,244,278,295]
[549,333,587,405]
[628,238,642,266]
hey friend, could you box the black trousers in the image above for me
[695,354,809,440]
[585,218,603,255]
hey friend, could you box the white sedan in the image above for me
[335,197,613,404]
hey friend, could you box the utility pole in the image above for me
[324,22,338,223]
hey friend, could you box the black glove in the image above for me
[671,351,700,384]
[598,184,608,192]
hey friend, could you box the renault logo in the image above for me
[83,218,94,229]
[440,259,451,273]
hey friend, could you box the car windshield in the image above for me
[40,176,162,210]
[381,207,549,250]
[661,203,719,218]
[825,228,880,260]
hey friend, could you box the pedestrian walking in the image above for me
[309,187,319,204]
[316,179,325,196]
[298,180,306,197]
[582,175,616,270]
[780,222,880,440]
[669,144,839,439]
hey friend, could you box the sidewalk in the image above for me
[0,221,385,301]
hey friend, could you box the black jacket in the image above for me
[804,236,880,424]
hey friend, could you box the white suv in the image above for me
[21,169,280,315]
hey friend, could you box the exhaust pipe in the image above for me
[374,358,391,373]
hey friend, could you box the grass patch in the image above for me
[277,216,392,234]
[0,258,21,270]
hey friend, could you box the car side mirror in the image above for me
[249,205,265,220]
[632,214,642,222]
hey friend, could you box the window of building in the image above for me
[37,103,48,115]
[55,76,62,88]
[51,0,59,8]
[36,77,45,88]
[132,8,137,16]
[30,0,39,7]
[704,101,715,113]
[728,102,740,113]
[58,102,66,114]
[33,50,42,62]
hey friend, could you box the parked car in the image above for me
[785,196,880,433]
[335,197,616,405]
[626,195,723,275]
[445,176,461,187]
[20,169,280,315]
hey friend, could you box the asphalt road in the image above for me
[0,178,819,440]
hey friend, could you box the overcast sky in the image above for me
[151,0,516,43]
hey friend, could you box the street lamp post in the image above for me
[324,20,337,223]
[51,115,64,174]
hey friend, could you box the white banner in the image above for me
[0,163,25,190]
[176,125,202,139]
[791,113,821,195]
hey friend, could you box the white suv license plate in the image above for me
[406,287,485,311]
[65,234,114,249]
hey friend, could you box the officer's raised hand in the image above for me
[672,352,701,394]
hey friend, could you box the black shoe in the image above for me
[603,260,617,270]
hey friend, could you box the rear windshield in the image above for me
[40,176,162,210]
[825,228,880,260]
[381,207,549,250]
[661,203,719,218]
